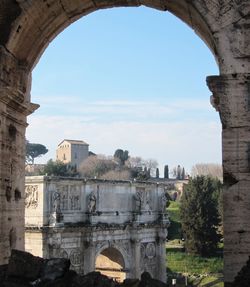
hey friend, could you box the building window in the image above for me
[63,154,66,160]
[75,152,77,159]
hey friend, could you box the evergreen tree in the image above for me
[43,159,78,177]
[176,165,182,179]
[156,168,159,178]
[147,168,151,178]
[164,165,169,179]
[181,167,185,179]
[180,176,221,256]
[114,149,129,165]
[26,141,48,164]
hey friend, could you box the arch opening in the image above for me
[25,6,221,285]
[95,247,126,283]
[4,1,219,71]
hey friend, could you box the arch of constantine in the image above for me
[0,1,250,285]
[25,176,169,282]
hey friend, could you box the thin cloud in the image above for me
[26,114,221,173]
[33,96,215,124]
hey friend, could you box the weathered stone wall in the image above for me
[26,225,167,281]
[0,46,38,265]
[25,176,169,226]
[0,0,250,284]
[207,73,250,283]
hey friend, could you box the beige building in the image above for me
[56,139,89,170]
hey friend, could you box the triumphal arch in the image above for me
[0,1,250,285]
[25,177,169,282]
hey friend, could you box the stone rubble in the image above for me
[0,250,168,287]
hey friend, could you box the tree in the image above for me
[100,170,131,181]
[79,155,117,178]
[191,163,222,180]
[43,159,70,176]
[164,165,169,179]
[114,149,129,165]
[181,167,185,180]
[172,165,185,180]
[26,141,48,164]
[125,156,143,169]
[180,176,221,256]
[156,168,159,178]
[143,159,158,177]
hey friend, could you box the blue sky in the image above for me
[27,6,221,174]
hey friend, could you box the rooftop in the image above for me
[58,139,89,146]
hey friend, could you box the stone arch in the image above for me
[95,241,130,272]
[4,0,219,72]
[95,245,127,282]
[1,1,250,285]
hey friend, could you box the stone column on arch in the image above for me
[207,73,250,284]
[83,239,96,274]
[130,235,141,279]
[157,229,168,283]
[0,46,39,264]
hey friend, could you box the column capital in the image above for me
[0,88,39,117]
[207,73,250,129]
[0,46,39,118]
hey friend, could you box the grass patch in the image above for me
[167,248,223,275]
[189,275,224,287]
[167,201,182,240]
[167,274,224,287]
[168,200,180,210]
[166,200,223,286]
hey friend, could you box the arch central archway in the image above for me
[95,247,126,282]
[1,1,250,285]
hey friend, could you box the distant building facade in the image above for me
[56,139,89,170]
[24,176,170,282]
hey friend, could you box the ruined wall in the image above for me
[0,46,38,264]
[0,0,250,284]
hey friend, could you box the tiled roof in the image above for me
[58,139,89,146]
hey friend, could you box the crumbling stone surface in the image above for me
[5,250,70,286]
[0,250,167,287]
[40,258,70,282]
[7,249,44,280]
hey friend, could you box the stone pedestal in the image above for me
[207,73,250,284]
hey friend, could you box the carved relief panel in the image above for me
[55,184,81,211]
[25,185,38,208]
[69,185,81,210]
[134,187,152,213]
[60,186,69,211]
[70,248,83,267]
[140,242,157,276]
